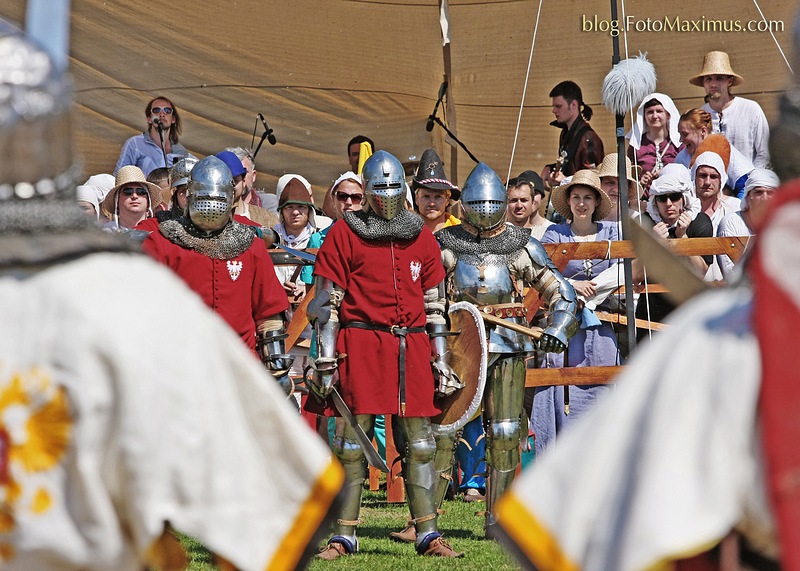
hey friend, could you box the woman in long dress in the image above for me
[531,169,620,456]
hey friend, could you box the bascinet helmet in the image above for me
[186,155,235,233]
[460,162,507,231]
[362,150,406,220]
[169,155,198,189]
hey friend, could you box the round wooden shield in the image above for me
[431,301,487,432]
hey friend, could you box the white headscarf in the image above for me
[75,184,100,219]
[691,151,729,191]
[741,168,780,209]
[82,173,115,202]
[646,163,700,223]
[628,93,682,150]
[331,171,362,193]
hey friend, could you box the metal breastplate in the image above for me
[451,255,533,354]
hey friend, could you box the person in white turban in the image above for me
[717,168,781,278]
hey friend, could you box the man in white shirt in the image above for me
[691,51,770,168]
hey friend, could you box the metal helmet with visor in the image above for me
[362,150,406,220]
[460,162,507,231]
[186,156,235,233]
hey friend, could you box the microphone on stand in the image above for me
[252,113,278,159]
[152,118,168,167]
[258,113,277,145]
[426,80,448,132]
[426,116,436,133]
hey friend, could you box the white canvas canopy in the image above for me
[1,0,794,202]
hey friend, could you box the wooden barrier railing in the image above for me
[523,236,750,387]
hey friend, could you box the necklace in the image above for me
[653,138,665,172]
[572,227,598,278]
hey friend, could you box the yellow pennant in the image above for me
[356,141,373,175]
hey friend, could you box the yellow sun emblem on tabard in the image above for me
[0,365,72,563]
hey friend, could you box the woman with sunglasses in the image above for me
[114,96,187,176]
[633,163,713,340]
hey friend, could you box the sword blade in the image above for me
[330,387,389,473]
[275,243,317,263]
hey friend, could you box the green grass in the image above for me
[177,488,522,570]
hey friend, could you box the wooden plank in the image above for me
[286,285,313,350]
[540,237,750,261]
[594,310,667,331]
[614,284,669,294]
[385,415,406,503]
[718,236,750,263]
[369,464,380,492]
[526,366,623,387]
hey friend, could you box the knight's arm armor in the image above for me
[425,280,464,397]
[517,238,580,353]
[256,314,295,396]
[307,275,345,400]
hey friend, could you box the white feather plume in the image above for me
[602,52,657,116]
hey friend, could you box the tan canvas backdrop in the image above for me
[1,1,794,204]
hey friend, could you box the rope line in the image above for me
[752,0,793,76]
[506,0,544,185]
[621,0,659,342]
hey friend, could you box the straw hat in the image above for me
[689,51,743,87]
[551,169,613,221]
[595,153,642,196]
[596,153,641,179]
[100,166,162,220]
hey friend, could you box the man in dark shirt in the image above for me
[540,81,605,189]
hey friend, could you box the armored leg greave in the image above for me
[431,426,461,509]
[483,355,526,527]
[393,416,439,540]
[329,414,374,544]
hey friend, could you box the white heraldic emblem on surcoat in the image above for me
[410,260,422,283]
[227,260,243,281]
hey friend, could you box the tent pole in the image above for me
[443,42,458,185]
[439,0,460,185]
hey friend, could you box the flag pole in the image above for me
[609,0,637,354]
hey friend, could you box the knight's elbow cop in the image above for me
[307,276,343,398]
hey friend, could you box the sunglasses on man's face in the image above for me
[655,193,683,204]
[151,107,173,115]
[121,187,148,197]
[335,191,363,202]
